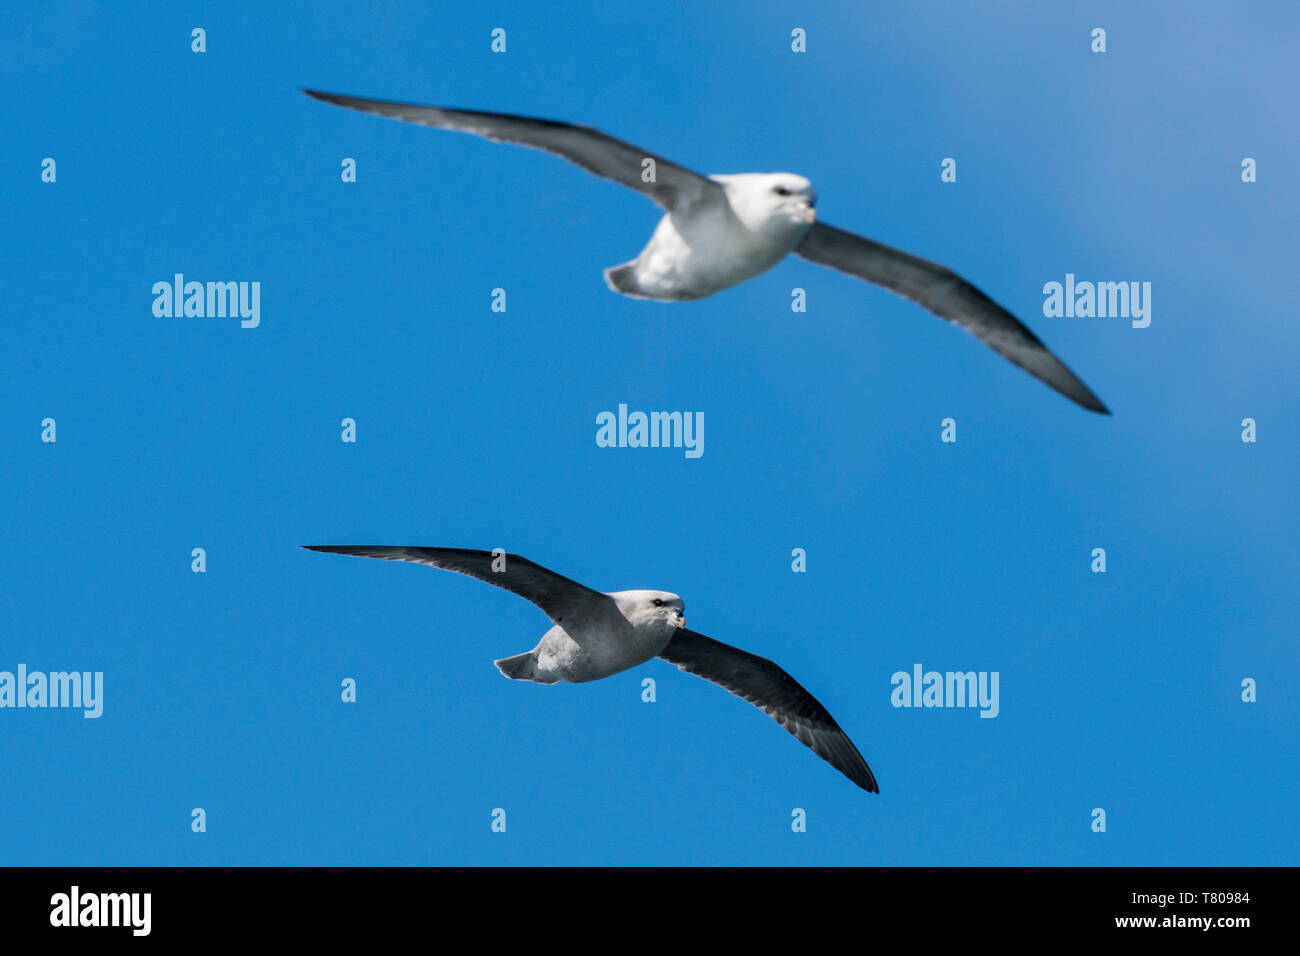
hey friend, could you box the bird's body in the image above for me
[501,589,682,684]
[303,88,1110,413]
[303,545,879,794]
[606,173,817,300]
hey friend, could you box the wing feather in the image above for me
[796,221,1109,413]
[302,546,609,624]
[659,628,878,794]
[303,89,722,213]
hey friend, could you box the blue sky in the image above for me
[2,0,1296,865]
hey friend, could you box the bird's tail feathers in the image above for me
[603,260,647,298]
[494,651,553,683]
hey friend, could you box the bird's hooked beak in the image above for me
[675,610,686,629]
[799,198,817,224]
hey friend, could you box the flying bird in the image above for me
[303,88,1108,413]
[303,545,879,794]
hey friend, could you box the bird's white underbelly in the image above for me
[535,615,671,683]
[633,210,806,300]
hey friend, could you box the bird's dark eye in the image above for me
[773,186,791,196]
[653,599,663,607]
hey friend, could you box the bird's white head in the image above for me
[613,590,686,634]
[713,172,818,234]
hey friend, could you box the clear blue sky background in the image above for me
[2,1,1296,866]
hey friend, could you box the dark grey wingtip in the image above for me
[302,89,350,108]
[853,768,879,795]
[1046,363,1110,415]
[852,755,880,795]
[1080,391,1112,415]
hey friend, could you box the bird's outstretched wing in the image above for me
[303,89,723,214]
[658,628,879,794]
[795,221,1109,413]
[302,546,610,625]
